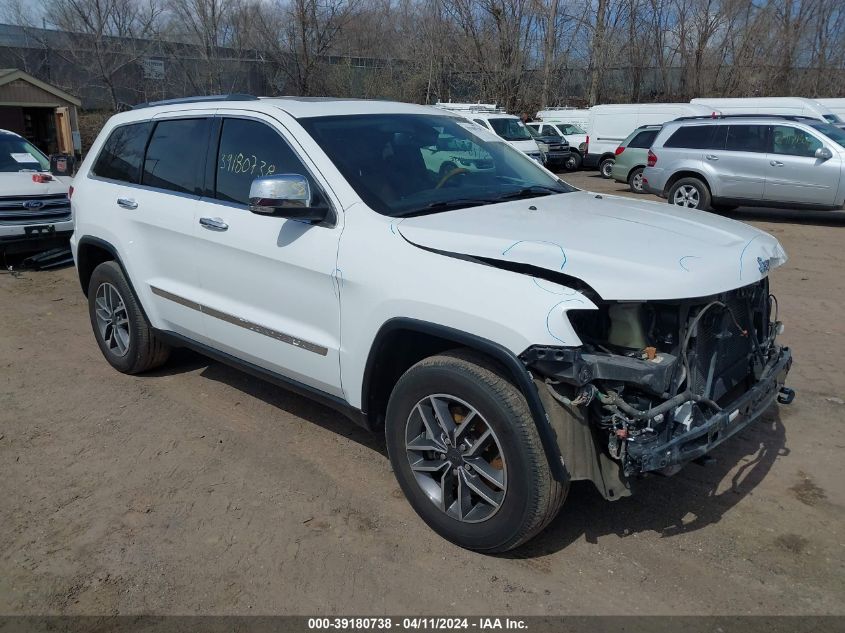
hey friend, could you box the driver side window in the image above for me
[772,126,822,158]
[215,118,318,206]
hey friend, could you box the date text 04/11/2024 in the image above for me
[307,618,528,630]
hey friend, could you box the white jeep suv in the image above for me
[71,96,795,552]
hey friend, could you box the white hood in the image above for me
[508,139,541,154]
[396,191,787,301]
[564,133,588,149]
[0,172,70,196]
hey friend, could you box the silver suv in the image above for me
[643,115,845,211]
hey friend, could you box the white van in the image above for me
[434,103,544,163]
[585,103,717,178]
[815,99,845,123]
[536,108,591,130]
[691,97,841,124]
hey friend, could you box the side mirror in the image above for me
[248,174,328,222]
[815,147,833,161]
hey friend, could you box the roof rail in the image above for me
[672,113,820,122]
[132,94,259,109]
[434,101,505,114]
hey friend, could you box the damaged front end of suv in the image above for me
[522,278,793,500]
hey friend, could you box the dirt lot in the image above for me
[1,172,844,616]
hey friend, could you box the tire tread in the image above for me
[406,349,566,552]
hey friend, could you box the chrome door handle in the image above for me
[705,154,719,161]
[117,197,138,210]
[770,160,784,167]
[199,217,228,231]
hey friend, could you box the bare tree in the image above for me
[256,0,361,96]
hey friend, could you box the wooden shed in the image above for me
[0,68,81,157]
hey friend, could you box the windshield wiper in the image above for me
[393,198,495,217]
[494,185,568,201]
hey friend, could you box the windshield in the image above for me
[0,135,49,172]
[823,114,842,124]
[299,113,571,217]
[807,121,845,149]
[487,117,532,141]
[554,124,586,135]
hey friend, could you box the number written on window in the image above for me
[215,118,318,206]
[218,152,276,177]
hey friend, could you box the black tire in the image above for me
[667,176,711,211]
[599,157,615,178]
[87,261,170,374]
[627,166,645,193]
[385,349,567,553]
[563,152,581,171]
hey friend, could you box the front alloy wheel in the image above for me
[405,394,506,523]
[385,350,567,552]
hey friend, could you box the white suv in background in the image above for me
[434,103,544,163]
[71,96,794,552]
[0,129,72,254]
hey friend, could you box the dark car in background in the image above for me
[526,125,573,171]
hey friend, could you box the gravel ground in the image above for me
[1,170,843,616]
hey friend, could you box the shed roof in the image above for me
[0,68,81,107]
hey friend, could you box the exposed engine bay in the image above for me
[521,278,793,496]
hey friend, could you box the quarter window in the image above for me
[142,118,209,194]
[725,125,768,153]
[664,125,717,149]
[214,118,318,206]
[772,126,822,157]
[91,122,152,184]
[628,130,658,149]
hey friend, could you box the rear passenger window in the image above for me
[772,126,822,157]
[628,130,658,149]
[142,118,210,194]
[91,122,151,184]
[215,118,318,206]
[725,125,768,153]
[664,125,717,149]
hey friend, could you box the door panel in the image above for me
[764,126,841,206]
[707,125,769,200]
[191,113,343,396]
[88,116,209,339]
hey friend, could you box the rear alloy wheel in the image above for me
[599,157,615,178]
[385,350,567,553]
[628,167,645,193]
[88,261,171,374]
[668,177,711,211]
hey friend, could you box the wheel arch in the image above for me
[361,317,566,481]
[76,235,121,296]
[626,164,646,181]
[75,236,152,325]
[664,170,713,198]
